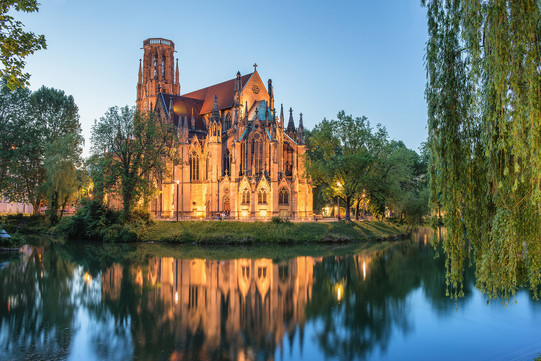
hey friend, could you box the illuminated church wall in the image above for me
[135,38,313,220]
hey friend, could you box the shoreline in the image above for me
[140,220,408,244]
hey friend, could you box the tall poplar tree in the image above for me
[423,0,541,299]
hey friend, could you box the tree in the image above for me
[0,83,82,216]
[423,0,541,299]
[90,106,178,220]
[306,111,386,221]
[0,0,47,89]
[44,133,83,225]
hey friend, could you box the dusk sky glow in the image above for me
[16,0,428,156]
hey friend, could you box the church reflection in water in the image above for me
[99,251,373,360]
[103,256,316,360]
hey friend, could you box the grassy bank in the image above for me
[141,220,407,244]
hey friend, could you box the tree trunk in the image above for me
[355,197,360,220]
[32,199,41,216]
[345,196,352,222]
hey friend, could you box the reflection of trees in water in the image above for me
[0,247,76,360]
[305,233,476,360]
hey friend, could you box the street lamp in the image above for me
[176,180,179,222]
[336,181,342,221]
[362,192,366,219]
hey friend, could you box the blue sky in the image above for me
[16,0,428,156]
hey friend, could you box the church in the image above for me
[137,38,313,220]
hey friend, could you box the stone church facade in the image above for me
[137,38,313,220]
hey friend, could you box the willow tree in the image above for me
[423,0,541,299]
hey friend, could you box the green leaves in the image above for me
[423,0,541,300]
[0,0,47,89]
[0,82,82,219]
[90,106,178,220]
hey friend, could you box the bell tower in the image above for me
[136,38,180,112]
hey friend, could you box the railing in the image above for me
[143,38,174,47]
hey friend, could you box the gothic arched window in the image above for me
[189,152,199,181]
[252,135,264,175]
[279,188,289,205]
[161,58,165,79]
[242,188,250,205]
[258,189,267,204]
[223,148,231,176]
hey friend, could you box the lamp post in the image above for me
[337,181,342,221]
[362,192,366,219]
[176,180,179,222]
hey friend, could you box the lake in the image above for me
[0,228,540,361]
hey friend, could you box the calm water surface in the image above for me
[0,228,540,361]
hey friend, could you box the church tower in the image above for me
[136,38,180,112]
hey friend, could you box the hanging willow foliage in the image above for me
[423,0,541,299]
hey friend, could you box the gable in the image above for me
[240,71,269,109]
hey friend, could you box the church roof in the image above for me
[158,93,206,130]
[182,73,253,115]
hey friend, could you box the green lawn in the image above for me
[141,220,407,244]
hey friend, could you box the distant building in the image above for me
[136,38,313,220]
[0,197,34,214]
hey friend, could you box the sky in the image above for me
[16,0,429,157]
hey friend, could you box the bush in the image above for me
[271,216,292,225]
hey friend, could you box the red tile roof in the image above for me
[182,73,253,115]
[159,94,206,130]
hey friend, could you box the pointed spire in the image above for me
[244,101,249,123]
[287,107,296,133]
[138,59,142,84]
[184,112,188,129]
[280,104,284,127]
[268,79,274,111]
[298,112,305,145]
[211,94,220,123]
[235,71,241,105]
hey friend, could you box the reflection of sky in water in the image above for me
[67,267,133,361]
[1,230,541,361]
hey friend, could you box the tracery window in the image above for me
[252,135,264,175]
[279,188,289,205]
[161,58,165,79]
[223,148,231,176]
[258,188,267,204]
[189,152,199,181]
[242,188,250,205]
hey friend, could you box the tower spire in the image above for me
[235,71,241,105]
[267,79,274,111]
[280,104,284,128]
[298,112,305,144]
[287,107,296,134]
